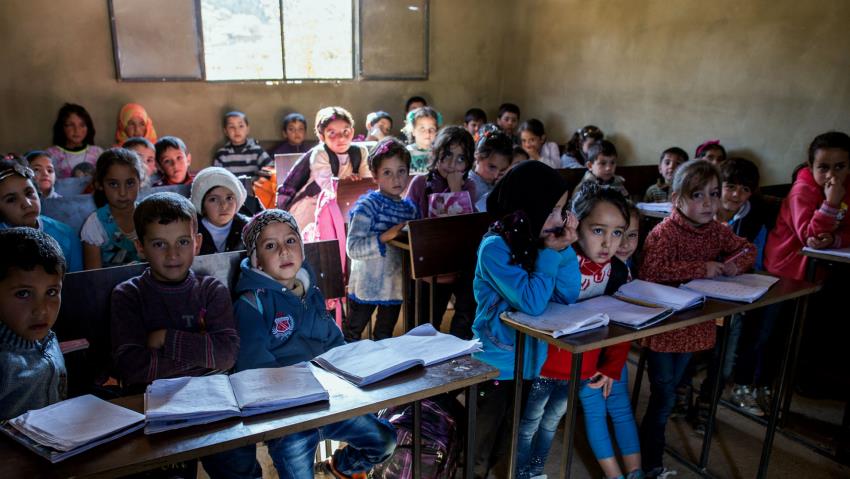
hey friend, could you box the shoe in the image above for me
[692,399,712,435]
[730,384,765,417]
[755,386,773,416]
[626,469,646,479]
[315,458,367,479]
[669,385,692,420]
[645,466,677,479]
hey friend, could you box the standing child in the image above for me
[46,103,103,179]
[153,136,194,186]
[561,125,604,169]
[468,126,513,211]
[25,151,60,199]
[695,140,727,166]
[644,147,688,203]
[81,148,143,269]
[638,160,756,478]
[403,106,441,173]
[344,138,419,341]
[464,108,487,143]
[574,140,629,201]
[213,111,272,179]
[519,119,561,169]
[272,112,317,155]
[122,137,159,187]
[114,103,157,146]
[190,167,250,255]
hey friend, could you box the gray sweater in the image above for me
[0,323,66,420]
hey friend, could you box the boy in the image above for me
[405,95,427,113]
[213,111,272,179]
[204,210,396,479]
[0,227,67,420]
[363,111,393,141]
[573,140,629,201]
[122,137,159,186]
[644,147,688,203]
[110,192,238,391]
[464,108,487,142]
[153,136,194,186]
[496,102,520,143]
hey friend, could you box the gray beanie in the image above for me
[190,167,247,215]
[241,209,304,267]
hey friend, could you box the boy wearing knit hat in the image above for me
[190,167,250,255]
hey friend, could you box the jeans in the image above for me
[203,414,396,479]
[344,300,402,341]
[581,366,640,460]
[517,377,571,479]
[639,351,693,472]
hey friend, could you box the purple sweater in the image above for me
[110,269,239,387]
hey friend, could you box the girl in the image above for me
[46,103,103,179]
[519,119,561,169]
[114,103,157,146]
[562,125,604,169]
[0,159,83,272]
[616,201,641,270]
[468,125,513,211]
[80,148,143,269]
[344,138,419,341]
[403,106,441,173]
[471,161,579,477]
[695,140,727,166]
[25,151,60,199]
[190,167,250,256]
[638,160,756,478]
[272,112,317,155]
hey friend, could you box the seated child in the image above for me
[190,167,250,255]
[153,136,194,186]
[81,148,143,269]
[616,201,641,271]
[110,192,238,391]
[403,106,441,173]
[114,103,157,146]
[272,112,317,155]
[205,210,396,478]
[405,95,427,113]
[695,140,727,166]
[468,125,513,211]
[512,145,531,167]
[496,102,521,144]
[344,138,419,341]
[573,140,629,201]
[361,111,393,141]
[46,103,103,179]
[213,111,272,179]
[122,137,159,187]
[0,227,67,420]
[519,119,561,169]
[644,147,688,203]
[25,151,61,199]
[0,159,83,272]
[72,162,94,178]
[464,108,487,143]
[561,125,604,169]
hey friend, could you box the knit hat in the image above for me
[190,167,247,215]
[241,209,304,267]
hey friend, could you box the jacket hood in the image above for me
[235,256,313,294]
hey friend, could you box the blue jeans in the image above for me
[581,366,640,460]
[203,414,396,479]
[639,351,693,472]
[516,377,571,479]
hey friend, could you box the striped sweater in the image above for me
[212,137,272,178]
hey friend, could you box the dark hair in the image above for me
[24,150,52,164]
[222,111,248,128]
[512,145,530,161]
[71,162,94,177]
[464,108,487,124]
[51,103,95,147]
[660,146,689,163]
[586,139,618,164]
[282,112,307,130]
[0,227,66,281]
[0,157,34,177]
[405,96,428,111]
[720,157,760,191]
[571,181,630,227]
[368,137,411,173]
[475,125,513,159]
[428,126,475,172]
[564,125,604,164]
[134,192,197,243]
[403,106,441,143]
[498,103,520,119]
[672,159,721,200]
[93,148,144,207]
[366,111,393,129]
[518,119,545,137]
[314,106,354,137]
[122,137,155,151]
[695,141,727,161]
[155,136,189,164]
[807,131,850,165]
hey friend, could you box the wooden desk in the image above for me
[501,277,819,479]
[0,357,498,479]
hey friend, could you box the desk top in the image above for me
[502,277,819,354]
[0,357,497,479]
[801,247,850,264]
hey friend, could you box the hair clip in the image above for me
[0,163,34,183]
[374,141,393,156]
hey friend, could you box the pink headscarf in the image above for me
[115,103,157,145]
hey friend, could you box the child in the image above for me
[271,112,317,155]
[403,106,441,173]
[0,227,67,420]
[574,140,629,201]
[213,111,273,179]
[405,95,427,113]
[204,210,396,478]
[471,161,579,477]
[190,166,250,255]
[512,145,531,167]
[638,160,756,478]
[25,151,60,199]
[464,108,487,142]
[695,140,727,165]
[46,103,103,179]
[344,138,419,341]
[616,201,641,270]
[644,147,688,203]
[561,125,604,169]
[519,119,561,169]
[72,162,95,178]
[114,103,157,146]
[468,126,513,211]
[111,192,238,391]
[153,136,194,186]
[496,102,521,143]
[517,182,640,479]
[362,111,393,141]
[0,160,83,272]
[122,137,159,187]
[80,148,143,269]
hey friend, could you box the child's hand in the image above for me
[348,174,362,182]
[147,329,167,349]
[446,171,465,192]
[705,261,724,278]
[588,373,614,398]
[721,261,739,276]
[380,223,406,243]
[807,232,834,249]
[825,177,846,208]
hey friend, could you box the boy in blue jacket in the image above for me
[204,209,396,479]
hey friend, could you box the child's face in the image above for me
[497,113,519,136]
[284,121,306,145]
[371,118,392,138]
[374,155,410,199]
[255,222,303,289]
[615,211,640,262]
[203,186,238,227]
[465,120,482,137]
[63,113,87,148]
[413,117,438,150]
[540,191,570,237]
[659,153,685,184]
[224,116,249,145]
[0,176,40,227]
[320,119,353,155]
[0,266,62,341]
[73,167,93,178]
[100,164,140,212]
[674,177,720,225]
[29,156,56,195]
[577,201,627,264]
[720,182,752,215]
[520,131,544,155]
[512,152,529,167]
[474,153,511,183]
[436,143,468,179]
[135,219,201,283]
[128,145,157,177]
[582,138,597,155]
[407,100,425,113]
[158,147,191,184]
[124,115,147,138]
[811,148,849,188]
[701,148,725,165]
[589,155,617,182]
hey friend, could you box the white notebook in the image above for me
[312,324,481,387]
[2,394,144,463]
[144,364,328,434]
[636,202,672,213]
[680,273,780,303]
[616,279,705,311]
[504,301,609,337]
[585,295,674,329]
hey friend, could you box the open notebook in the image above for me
[615,279,705,312]
[312,324,481,387]
[1,394,144,463]
[144,363,328,434]
[680,273,780,303]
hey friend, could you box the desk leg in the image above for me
[632,346,648,410]
[698,317,731,470]
[507,330,525,479]
[413,399,422,479]
[465,384,479,479]
[780,289,810,426]
[562,352,584,479]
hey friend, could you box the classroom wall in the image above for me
[500,0,850,185]
[0,0,509,167]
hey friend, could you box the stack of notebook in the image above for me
[680,273,780,303]
[615,279,705,311]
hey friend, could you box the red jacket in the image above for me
[764,167,850,281]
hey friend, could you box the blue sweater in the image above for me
[0,217,83,272]
[233,258,344,371]
[472,235,581,380]
[0,323,66,420]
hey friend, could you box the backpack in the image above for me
[370,396,462,479]
[277,145,363,209]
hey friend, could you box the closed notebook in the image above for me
[503,300,610,337]
[1,394,145,463]
[615,279,704,311]
[680,273,780,303]
[144,363,328,434]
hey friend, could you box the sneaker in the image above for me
[670,385,692,420]
[645,466,678,479]
[692,399,712,435]
[730,384,765,416]
[315,458,367,479]
[755,386,773,416]
[626,469,646,479]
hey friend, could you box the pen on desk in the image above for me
[723,247,749,265]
